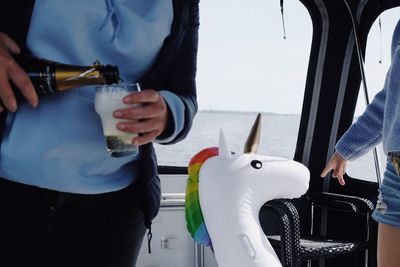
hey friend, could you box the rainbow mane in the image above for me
[185,147,219,247]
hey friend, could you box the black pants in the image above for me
[0,177,146,267]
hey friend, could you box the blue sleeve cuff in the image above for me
[335,115,383,161]
[156,90,186,144]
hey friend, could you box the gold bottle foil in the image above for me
[55,65,106,91]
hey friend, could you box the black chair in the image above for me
[259,192,377,267]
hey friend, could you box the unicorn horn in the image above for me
[243,113,262,154]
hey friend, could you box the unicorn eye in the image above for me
[251,160,263,169]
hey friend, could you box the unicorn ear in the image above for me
[218,129,231,159]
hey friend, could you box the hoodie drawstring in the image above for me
[99,0,121,42]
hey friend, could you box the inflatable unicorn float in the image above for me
[185,113,310,267]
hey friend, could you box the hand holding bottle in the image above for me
[320,151,347,185]
[0,32,38,112]
[112,89,169,146]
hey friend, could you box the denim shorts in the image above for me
[372,159,400,227]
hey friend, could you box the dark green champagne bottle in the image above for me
[12,54,120,97]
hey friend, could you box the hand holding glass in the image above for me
[95,83,141,157]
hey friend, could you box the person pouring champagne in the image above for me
[0,0,199,266]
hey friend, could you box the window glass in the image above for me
[346,8,400,182]
[155,0,312,167]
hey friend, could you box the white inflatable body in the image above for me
[198,130,310,267]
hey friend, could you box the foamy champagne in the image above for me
[95,83,141,157]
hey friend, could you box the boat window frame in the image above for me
[156,0,314,173]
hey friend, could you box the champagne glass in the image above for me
[95,83,141,157]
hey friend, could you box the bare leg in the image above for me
[378,223,400,267]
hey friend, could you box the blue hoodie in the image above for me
[0,0,185,194]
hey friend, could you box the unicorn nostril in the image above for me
[251,160,263,169]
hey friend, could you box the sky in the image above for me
[195,0,400,115]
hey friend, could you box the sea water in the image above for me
[154,111,382,183]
